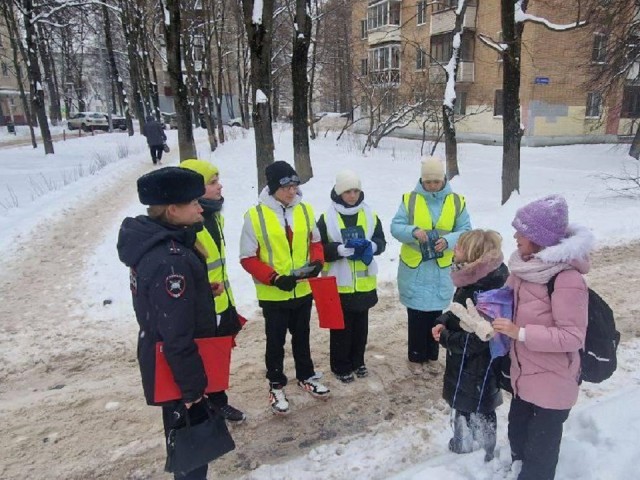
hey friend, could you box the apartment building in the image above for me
[351,0,640,145]
[0,18,25,127]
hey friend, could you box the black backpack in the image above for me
[547,275,620,384]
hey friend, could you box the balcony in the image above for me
[368,25,402,45]
[429,61,475,84]
[430,5,477,36]
[370,69,400,87]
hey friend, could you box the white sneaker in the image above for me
[269,387,289,415]
[298,377,330,399]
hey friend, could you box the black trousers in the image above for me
[330,309,369,375]
[208,391,228,408]
[162,402,208,480]
[508,396,571,480]
[407,308,442,362]
[150,144,164,164]
[263,301,315,388]
[450,410,497,457]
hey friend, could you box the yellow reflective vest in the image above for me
[399,192,465,268]
[322,209,377,294]
[247,202,314,301]
[197,213,235,314]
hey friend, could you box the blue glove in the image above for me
[360,242,374,266]
[346,238,368,256]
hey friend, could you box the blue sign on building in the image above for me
[534,77,550,85]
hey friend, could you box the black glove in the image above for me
[307,260,323,278]
[272,274,297,291]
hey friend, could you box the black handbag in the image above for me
[165,400,236,476]
[162,143,170,153]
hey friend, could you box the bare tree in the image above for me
[163,0,197,160]
[242,0,276,190]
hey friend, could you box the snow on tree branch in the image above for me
[514,0,586,31]
[253,0,264,25]
[478,33,507,53]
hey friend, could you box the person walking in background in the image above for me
[142,115,167,165]
[180,159,246,424]
[391,156,471,375]
[239,161,330,415]
[493,195,594,480]
[316,170,386,383]
[432,229,508,462]
[117,167,218,480]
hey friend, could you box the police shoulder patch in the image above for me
[165,274,186,298]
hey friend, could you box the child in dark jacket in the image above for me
[432,229,508,462]
[317,170,386,383]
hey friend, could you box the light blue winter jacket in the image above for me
[390,180,472,311]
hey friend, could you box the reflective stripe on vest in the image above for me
[248,202,313,301]
[400,192,465,268]
[322,209,377,294]
[197,213,235,313]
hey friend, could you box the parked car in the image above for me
[67,112,109,132]
[166,112,209,129]
[105,114,128,131]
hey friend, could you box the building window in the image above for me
[367,1,400,30]
[361,20,368,39]
[586,93,602,118]
[622,86,640,118]
[592,33,607,63]
[454,91,467,115]
[1,62,8,77]
[433,0,457,13]
[417,1,427,25]
[416,47,427,70]
[361,58,368,76]
[430,32,474,64]
[494,90,504,117]
[369,44,401,85]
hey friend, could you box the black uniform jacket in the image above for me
[437,263,508,414]
[117,215,217,405]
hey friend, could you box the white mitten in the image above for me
[449,299,495,342]
[337,244,355,257]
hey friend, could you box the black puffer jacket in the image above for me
[317,189,386,312]
[117,216,217,405]
[437,260,509,414]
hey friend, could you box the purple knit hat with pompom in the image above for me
[512,195,569,247]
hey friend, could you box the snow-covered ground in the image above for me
[1,125,639,479]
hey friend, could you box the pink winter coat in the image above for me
[508,265,589,410]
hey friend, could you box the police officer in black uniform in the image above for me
[117,167,218,480]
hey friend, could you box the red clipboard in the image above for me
[154,336,233,403]
[308,276,345,330]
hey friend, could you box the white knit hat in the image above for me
[421,156,445,182]
[334,169,362,195]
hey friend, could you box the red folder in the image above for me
[308,276,345,330]
[154,336,233,403]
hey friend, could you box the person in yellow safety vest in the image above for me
[180,159,246,424]
[239,161,330,415]
[316,170,387,384]
[390,156,472,375]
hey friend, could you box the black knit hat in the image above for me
[266,161,300,195]
[137,167,205,205]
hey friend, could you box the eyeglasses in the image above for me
[279,175,300,186]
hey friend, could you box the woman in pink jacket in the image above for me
[493,195,594,480]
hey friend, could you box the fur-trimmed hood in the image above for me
[534,223,594,274]
[451,248,506,288]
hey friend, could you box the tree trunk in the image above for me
[165,0,196,160]
[36,23,61,126]
[308,0,319,141]
[120,1,146,129]
[23,0,53,154]
[630,123,640,160]
[500,0,526,204]
[442,1,468,180]
[291,0,313,181]
[1,2,36,147]
[242,0,276,190]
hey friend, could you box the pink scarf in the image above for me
[507,250,571,284]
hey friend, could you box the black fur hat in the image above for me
[137,167,205,205]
